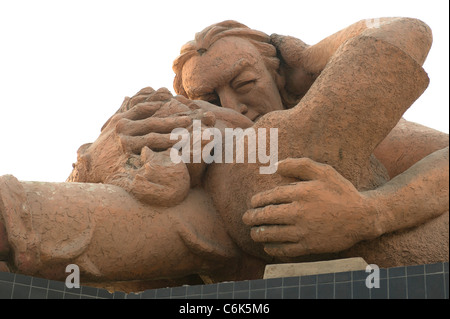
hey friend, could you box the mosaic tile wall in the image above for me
[0,262,448,299]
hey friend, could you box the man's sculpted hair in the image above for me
[172,20,296,108]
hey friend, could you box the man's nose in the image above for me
[219,90,248,114]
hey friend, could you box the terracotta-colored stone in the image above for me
[0,18,448,292]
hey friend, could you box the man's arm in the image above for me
[243,148,448,257]
[241,18,448,257]
[272,17,432,101]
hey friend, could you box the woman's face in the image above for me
[181,37,284,122]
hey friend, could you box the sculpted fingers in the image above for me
[101,100,163,132]
[120,101,164,121]
[269,34,308,68]
[120,133,180,153]
[250,183,314,208]
[243,203,300,227]
[116,116,192,136]
[250,225,303,243]
[145,87,173,103]
[277,157,336,181]
[174,95,201,111]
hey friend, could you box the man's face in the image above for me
[181,37,284,122]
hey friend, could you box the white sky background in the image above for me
[0,0,448,182]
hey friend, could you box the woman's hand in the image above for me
[68,87,216,206]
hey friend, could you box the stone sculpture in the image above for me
[0,18,448,292]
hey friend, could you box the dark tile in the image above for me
[201,293,217,299]
[389,277,407,299]
[445,272,449,299]
[352,280,370,299]
[335,282,351,299]
[218,282,234,293]
[266,277,282,288]
[407,275,425,299]
[426,273,445,299]
[186,285,202,296]
[155,288,170,299]
[171,286,187,298]
[0,271,14,282]
[352,270,368,281]
[249,279,265,290]
[444,262,449,273]
[29,287,48,299]
[370,279,388,299]
[334,271,351,283]
[218,292,233,299]
[64,292,80,299]
[300,285,316,299]
[233,290,249,299]
[47,290,64,299]
[81,285,98,297]
[300,275,316,286]
[65,285,81,295]
[283,276,299,287]
[202,283,218,294]
[126,292,141,299]
[266,287,282,299]
[14,273,31,285]
[186,294,201,299]
[388,266,406,278]
[318,273,334,284]
[113,291,126,299]
[234,280,249,292]
[407,264,425,276]
[425,263,444,274]
[31,276,48,289]
[0,281,13,299]
[249,289,266,299]
[81,295,97,299]
[97,288,114,299]
[12,284,30,298]
[317,283,334,299]
[283,286,299,299]
[48,279,65,291]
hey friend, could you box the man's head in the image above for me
[173,20,294,121]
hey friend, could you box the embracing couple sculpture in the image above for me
[0,18,448,291]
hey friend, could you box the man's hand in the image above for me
[242,157,381,258]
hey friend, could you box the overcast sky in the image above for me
[0,0,448,182]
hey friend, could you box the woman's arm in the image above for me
[368,147,449,234]
[243,148,448,257]
[374,118,449,178]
